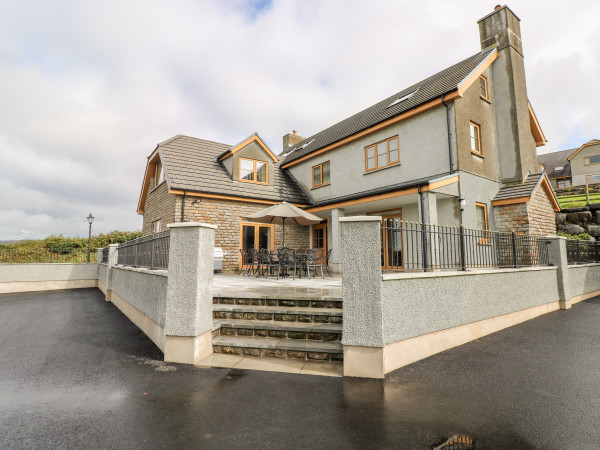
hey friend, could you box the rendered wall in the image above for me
[380,267,559,345]
[98,263,108,293]
[568,264,600,299]
[0,264,98,293]
[110,266,168,327]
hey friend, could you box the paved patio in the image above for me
[2,288,600,449]
[213,273,342,299]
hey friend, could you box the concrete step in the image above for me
[213,304,342,324]
[213,335,343,361]
[213,297,342,309]
[215,319,342,341]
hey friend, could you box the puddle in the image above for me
[132,356,177,372]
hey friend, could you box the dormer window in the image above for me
[479,75,489,100]
[240,158,268,184]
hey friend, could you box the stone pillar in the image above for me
[104,244,119,302]
[339,216,385,379]
[163,222,216,364]
[330,208,345,273]
[546,236,572,309]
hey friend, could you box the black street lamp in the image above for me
[87,213,94,263]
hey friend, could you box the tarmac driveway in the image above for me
[1,288,599,449]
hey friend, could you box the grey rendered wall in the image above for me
[98,264,108,287]
[288,106,453,202]
[0,264,98,282]
[570,143,600,185]
[381,267,559,344]
[568,264,600,298]
[458,170,501,229]
[110,266,168,327]
[231,141,275,186]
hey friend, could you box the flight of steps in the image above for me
[212,296,343,361]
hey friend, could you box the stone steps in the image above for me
[213,304,343,324]
[213,335,343,361]
[215,319,342,341]
[213,296,342,309]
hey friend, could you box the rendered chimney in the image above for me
[477,5,538,182]
[282,130,305,151]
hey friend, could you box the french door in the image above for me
[239,223,274,269]
[312,223,327,263]
[381,213,403,270]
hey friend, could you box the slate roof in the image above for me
[282,48,496,164]
[537,148,577,179]
[493,173,546,201]
[158,135,310,204]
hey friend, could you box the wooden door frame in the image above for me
[312,222,327,262]
[239,222,275,269]
[381,211,403,270]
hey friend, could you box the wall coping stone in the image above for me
[113,265,168,278]
[567,263,600,269]
[382,266,557,281]
[168,222,218,229]
[339,216,382,222]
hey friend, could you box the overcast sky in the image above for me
[1,0,598,240]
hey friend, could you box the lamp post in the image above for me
[87,213,94,263]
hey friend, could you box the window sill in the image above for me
[471,151,484,159]
[480,96,492,104]
[364,163,401,175]
[311,183,331,190]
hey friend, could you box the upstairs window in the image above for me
[470,122,482,155]
[586,174,600,184]
[479,75,489,100]
[365,136,400,172]
[312,161,330,188]
[584,156,600,165]
[154,162,165,187]
[151,219,162,233]
[239,158,268,184]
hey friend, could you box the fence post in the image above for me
[163,222,217,364]
[576,240,581,265]
[151,238,155,270]
[339,216,385,378]
[511,232,518,268]
[421,223,429,271]
[459,226,467,271]
[546,236,572,309]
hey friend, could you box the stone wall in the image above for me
[142,182,178,235]
[493,188,557,235]
[494,202,529,233]
[556,204,600,240]
[176,196,309,272]
[527,186,557,235]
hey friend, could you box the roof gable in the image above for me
[492,172,560,212]
[217,133,278,163]
[137,146,167,214]
[568,139,600,161]
[537,148,577,179]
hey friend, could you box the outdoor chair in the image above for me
[306,248,325,279]
[243,248,261,276]
[325,249,333,277]
[277,248,297,280]
[239,249,250,276]
[257,248,278,278]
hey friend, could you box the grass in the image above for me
[557,193,600,209]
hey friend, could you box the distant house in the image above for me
[136,5,560,273]
[537,139,600,189]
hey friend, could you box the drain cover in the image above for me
[433,435,474,450]
[225,369,246,380]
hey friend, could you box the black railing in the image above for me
[0,248,96,264]
[381,220,550,272]
[566,239,600,265]
[101,247,109,264]
[117,231,170,270]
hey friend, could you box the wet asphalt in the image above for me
[1,288,599,449]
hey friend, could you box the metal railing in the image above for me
[0,248,96,264]
[566,239,600,265]
[381,220,550,272]
[101,247,109,264]
[117,231,170,270]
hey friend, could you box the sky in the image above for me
[0,0,598,240]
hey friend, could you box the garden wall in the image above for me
[0,263,98,294]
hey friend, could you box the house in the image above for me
[136,5,560,273]
[538,139,600,189]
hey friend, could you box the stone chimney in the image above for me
[478,5,538,182]
[282,130,305,151]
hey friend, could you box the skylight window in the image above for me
[387,90,418,108]
[555,166,564,171]
[301,139,315,149]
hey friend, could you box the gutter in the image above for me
[441,93,454,173]
[181,190,187,222]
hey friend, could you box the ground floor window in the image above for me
[557,178,571,189]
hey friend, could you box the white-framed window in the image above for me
[470,122,482,155]
[151,219,162,233]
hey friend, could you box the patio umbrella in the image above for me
[244,201,322,247]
